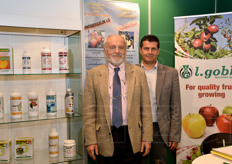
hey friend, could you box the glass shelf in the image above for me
[0,112,82,124]
[0,73,81,76]
[5,148,83,164]
[0,26,80,37]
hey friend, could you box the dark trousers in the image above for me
[97,126,142,164]
[141,123,168,164]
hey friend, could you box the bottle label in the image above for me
[11,97,22,116]
[49,138,59,154]
[59,52,69,71]
[41,53,52,70]
[65,95,74,114]
[63,145,76,158]
[28,98,38,116]
[47,95,56,113]
[22,57,31,69]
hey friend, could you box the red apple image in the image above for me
[203,43,211,50]
[200,32,211,42]
[207,25,219,34]
[90,31,96,39]
[96,35,102,44]
[91,39,97,48]
[192,39,203,48]
[216,114,232,134]
[199,104,219,126]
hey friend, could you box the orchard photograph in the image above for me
[175,14,232,59]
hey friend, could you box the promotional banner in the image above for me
[84,0,140,70]
[175,12,232,163]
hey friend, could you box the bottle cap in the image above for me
[51,128,57,132]
[64,140,75,144]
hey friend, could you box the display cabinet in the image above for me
[0,26,83,164]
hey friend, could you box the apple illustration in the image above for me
[192,39,203,48]
[207,25,219,34]
[182,113,206,138]
[222,106,232,114]
[90,31,96,39]
[200,32,211,42]
[199,104,219,126]
[203,43,211,50]
[91,38,97,48]
[96,35,102,44]
[216,114,232,134]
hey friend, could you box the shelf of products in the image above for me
[0,25,83,163]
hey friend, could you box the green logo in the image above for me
[179,65,193,79]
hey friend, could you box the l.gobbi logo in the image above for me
[179,65,193,79]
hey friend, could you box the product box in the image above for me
[0,48,13,74]
[15,137,33,160]
[0,140,11,162]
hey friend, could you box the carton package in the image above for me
[15,137,33,159]
[0,48,13,74]
[0,140,11,162]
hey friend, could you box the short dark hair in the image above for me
[140,35,160,49]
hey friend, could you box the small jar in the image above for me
[63,140,76,159]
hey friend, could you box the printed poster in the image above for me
[175,12,232,163]
[84,0,140,70]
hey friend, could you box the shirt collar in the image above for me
[141,61,158,71]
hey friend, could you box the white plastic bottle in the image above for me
[0,93,4,118]
[65,88,74,116]
[41,47,52,73]
[10,90,22,119]
[49,128,59,157]
[46,89,56,117]
[28,91,39,117]
[22,50,31,74]
[59,48,69,73]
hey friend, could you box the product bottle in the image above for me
[46,89,56,117]
[49,128,59,157]
[28,91,39,117]
[22,50,31,74]
[0,93,4,118]
[59,48,69,73]
[65,88,74,116]
[10,90,22,119]
[41,47,52,73]
[63,140,76,159]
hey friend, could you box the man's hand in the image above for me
[87,144,98,160]
[168,141,178,151]
[140,141,151,157]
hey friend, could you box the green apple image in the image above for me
[222,106,232,114]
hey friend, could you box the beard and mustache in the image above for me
[106,53,125,66]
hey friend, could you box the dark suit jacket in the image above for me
[139,62,181,146]
[83,62,153,157]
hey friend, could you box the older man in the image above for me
[83,35,153,164]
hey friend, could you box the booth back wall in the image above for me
[87,0,232,163]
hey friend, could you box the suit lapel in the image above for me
[156,63,165,106]
[125,63,135,114]
[99,64,111,129]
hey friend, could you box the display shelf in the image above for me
[0,73,82,76]
[0,112,82,124]
[6,148,83,164]
[0,26,80,37]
